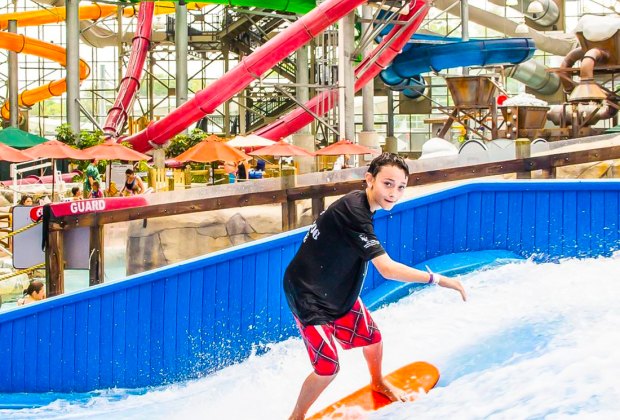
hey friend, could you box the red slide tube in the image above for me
[125,0,367,152]
[256,0,430,140]
[103,2,154,138]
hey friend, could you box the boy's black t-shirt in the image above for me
[283,190,386,326]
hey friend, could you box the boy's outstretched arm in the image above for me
[372,254,467,301]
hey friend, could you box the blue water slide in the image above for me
[381,37,536,98]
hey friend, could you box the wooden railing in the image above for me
[44,142,620,296]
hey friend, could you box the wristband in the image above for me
[428,273,439,285]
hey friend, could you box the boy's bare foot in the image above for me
[371,379,406,402]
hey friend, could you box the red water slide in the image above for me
[125,0,368,152]
[256,0,430,140]
[102,1,154,138]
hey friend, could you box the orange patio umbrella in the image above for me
[174,136,249,163]
[314,139,380,156]
[82,141,150,161]
[0,142,35,162]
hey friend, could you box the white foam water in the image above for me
[3,255,620,419]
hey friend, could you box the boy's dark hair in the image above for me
[71,186,80,196]
[125,169,134,175]
[367,152,409,178]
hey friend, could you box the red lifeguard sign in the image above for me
[30,196,148,222]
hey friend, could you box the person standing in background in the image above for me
[84,159,101,198]
[237,159,248,181]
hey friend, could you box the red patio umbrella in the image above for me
[82,141,150,161]
[0,142,35,162]
[248,140,314,158]
[25,139,89,200]
[314,139,380,156]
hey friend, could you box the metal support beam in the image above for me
[461,0,470,75]
[66,0,80,135]
[296,46,310,134]
[175,0,188,113]
[338,12,356,141]
[361,6,374,133]
[8,20,18,128]
[223,47,230,136]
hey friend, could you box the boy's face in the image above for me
[365,164,408,211]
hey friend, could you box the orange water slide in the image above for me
[0,4,128,29]
[0,32,90,120]
[0,2,209,120]
[0,2,208,29]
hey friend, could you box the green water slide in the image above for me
[122,0,317,15]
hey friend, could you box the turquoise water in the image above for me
[1,256,619,419]
[1,247,126,310]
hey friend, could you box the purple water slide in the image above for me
[124,0,368,152]
[103,2,154,138]
[255,0,431,140]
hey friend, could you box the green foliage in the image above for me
[165,133,189,158]
[55,125,109,173]
[165,128,208,158]
[78,129,105,150]
[55,123,77,146]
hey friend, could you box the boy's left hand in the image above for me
[437,276,467,301]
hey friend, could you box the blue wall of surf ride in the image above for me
[1,180,619,393]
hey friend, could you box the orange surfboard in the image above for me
[308,361,439,419]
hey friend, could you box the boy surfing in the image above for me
[283,153,467,419]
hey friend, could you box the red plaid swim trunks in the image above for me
[295,299,382,376]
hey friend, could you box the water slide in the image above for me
[123,0,370,152]
[0,3,214,29]
[102,2,154,138]
[380,35,536,98]
[432,0,575,57]
[0,32,90,120]
[0,2,207,125]
[255,0,432,140]
[32,1,317,49]
[0,4,128,29]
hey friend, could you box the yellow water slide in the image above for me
[0,2,208,120]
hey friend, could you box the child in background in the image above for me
[71,186,83,200]
[90,181,104,198]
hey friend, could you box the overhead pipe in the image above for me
[566,48,610,102]
[432,0,576,57]
[488,0,560,28]
[548,46,613,125]
[559,47,584,92]
[506,59,560,95]
[520,0,560,27]
[547,103,618,126]
[580,48,610,80]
